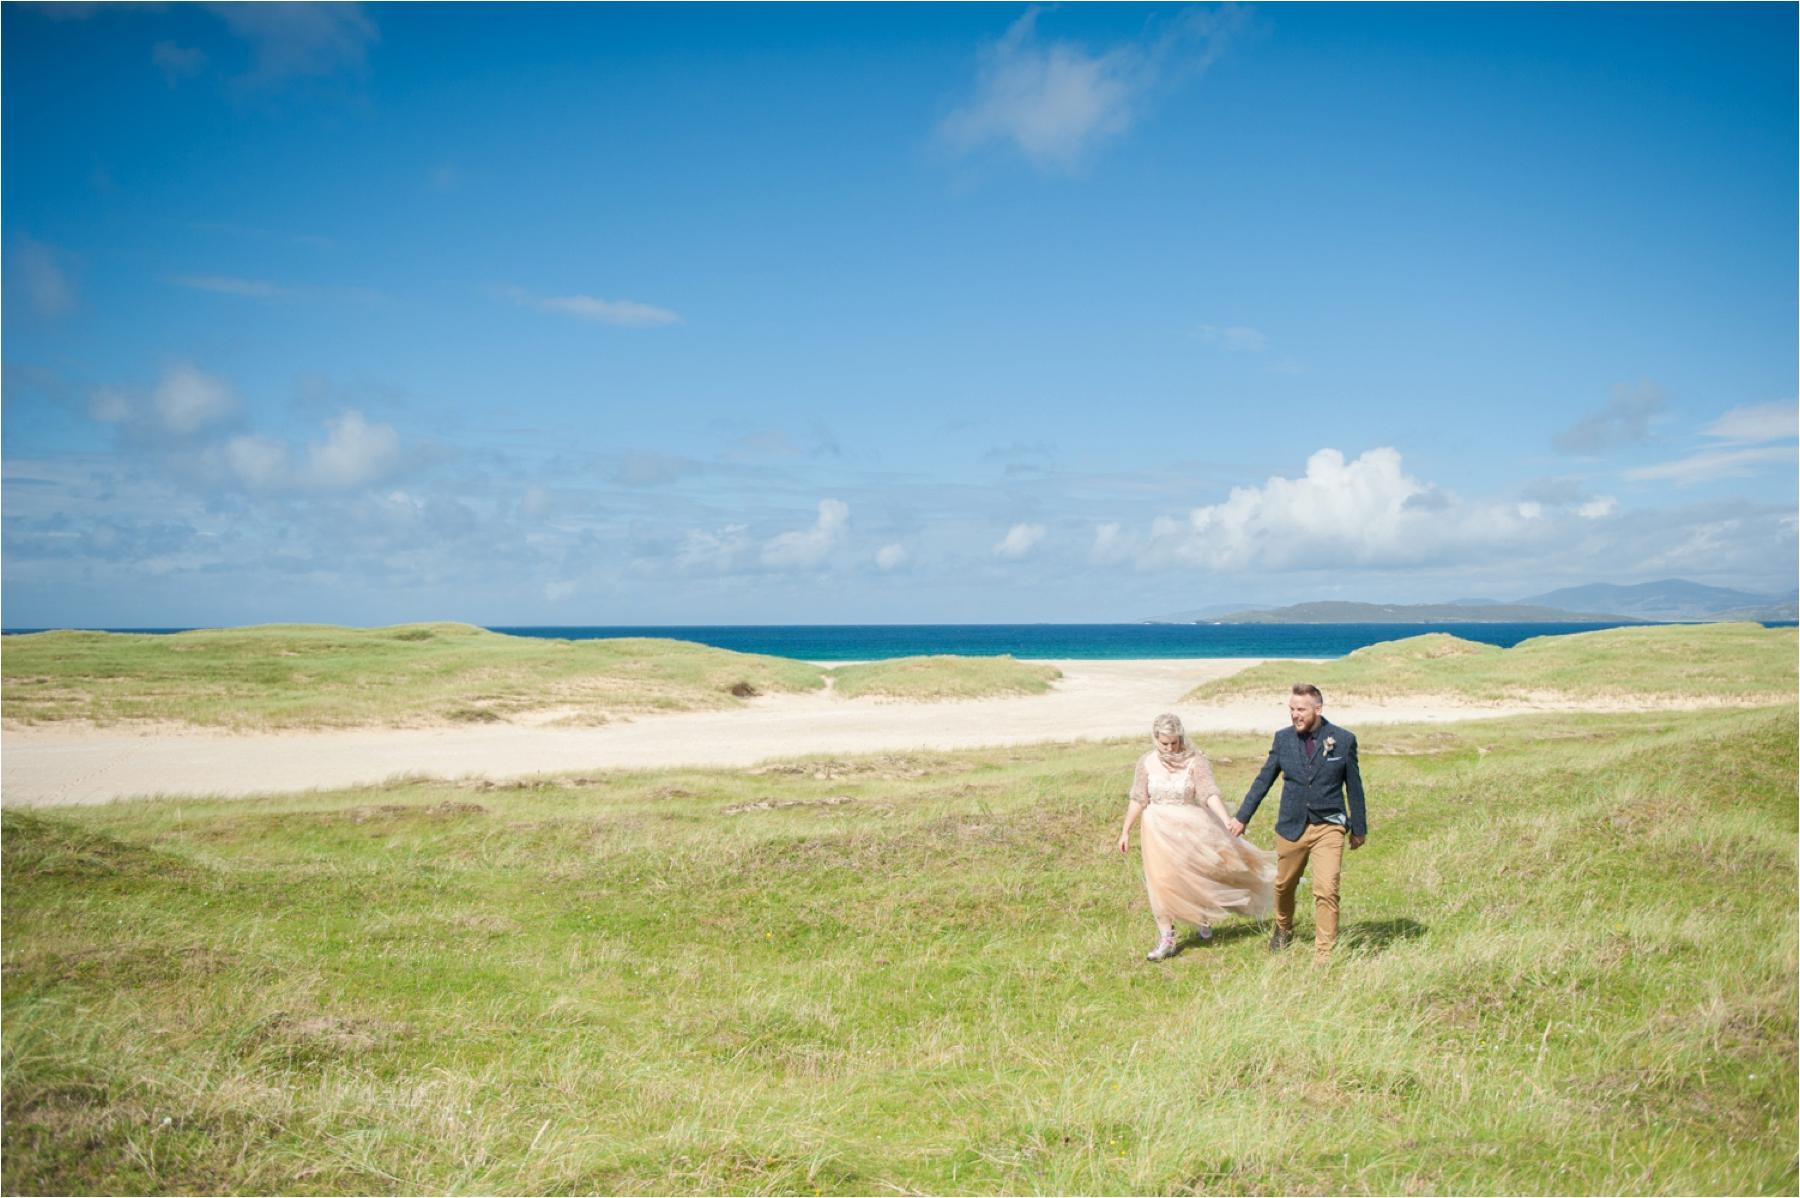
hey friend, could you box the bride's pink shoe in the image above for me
[1146,931,1178,961]
[1196,923,1213,941]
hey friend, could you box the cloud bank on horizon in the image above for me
[3,3,1795,627]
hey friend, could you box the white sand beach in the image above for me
[0,656,1724,807]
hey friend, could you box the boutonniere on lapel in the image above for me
[1323,736,1337,754]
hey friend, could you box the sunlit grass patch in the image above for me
[3,707,1794,1194]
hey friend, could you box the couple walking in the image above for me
[1116,684,1369,964]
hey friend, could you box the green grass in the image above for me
[1,626,1078,730]
[0,624,832,729]
[4,707,1794,1194]
[1185,622,1798,705]
[829,655,1062,700]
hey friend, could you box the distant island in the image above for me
[1148,578,1799,625]
[1187,601,1644,625]
[1518,579,1797,623]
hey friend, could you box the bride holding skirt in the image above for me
[1117,713,1276,961]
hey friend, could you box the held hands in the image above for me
[1226,818,1245,838]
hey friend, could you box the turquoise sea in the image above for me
[486,621,1794,660]
[10,622,1791,661]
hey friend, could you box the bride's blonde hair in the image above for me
[1151,713,1196,767]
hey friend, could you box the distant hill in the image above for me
[1519,579,1792,621]
[1194,601,1641,625]
[1716,599,1800,622]
[1144,578,1797,625]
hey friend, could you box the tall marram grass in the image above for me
[4,707,1795,1194]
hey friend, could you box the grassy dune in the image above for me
[830,655,1062,700]
[0,624,828,730]
[4,707,1794,1194]
[1185,622,1798,705]
[1,626,1076,730]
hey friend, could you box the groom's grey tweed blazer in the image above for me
[1235,718,1368,841]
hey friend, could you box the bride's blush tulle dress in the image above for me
[1133,751,1276,926]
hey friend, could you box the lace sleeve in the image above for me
[1129,756,1149,805]
[1189,753,1221,801]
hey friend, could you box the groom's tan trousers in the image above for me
[1273,822,1344,962]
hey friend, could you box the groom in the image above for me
[1227,684,1368,963]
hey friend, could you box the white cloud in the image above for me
[303,409,401,489]
[152,364,237,437]
[17,237,75,316]
[544,580,577,602]
[875,543,909,571]
[224,434,291,490]
[1092,521,1126,562]
[371,488,425,525]
[678,524,750,574]
[1145,447,1540,570]
[762,499,849,569]
[170,274,287,298]
[1613,400,1796,487]
[216,410,403,493]
[212,2,378,84]
[938,6,1235,174]
[502,285,681,328]
[1197,324,1268,352]
[1703,403,1798,444]
[1554,380,1666,454]
[994,522,1047,559]
[1517,479,1619,521]
[1622,446,1795,486]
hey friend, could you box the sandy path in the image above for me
[0,658,1642,807]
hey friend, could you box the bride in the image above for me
[1117,713,1276,961]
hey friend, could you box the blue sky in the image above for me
[5,2,1795,626]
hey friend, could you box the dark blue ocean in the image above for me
[11,622,1791,660]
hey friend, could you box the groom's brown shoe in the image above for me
[1269,926,1292,953]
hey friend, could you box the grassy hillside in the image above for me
[0,624,831,729]
[830,655,1061,700]
[1186,622,1797,705]
[1,627,1081,730]
[4,707,1794,1194]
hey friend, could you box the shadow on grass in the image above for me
[1169,916,1427,956]
[1339,917,1427,952]
[1174,920,1268,952]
